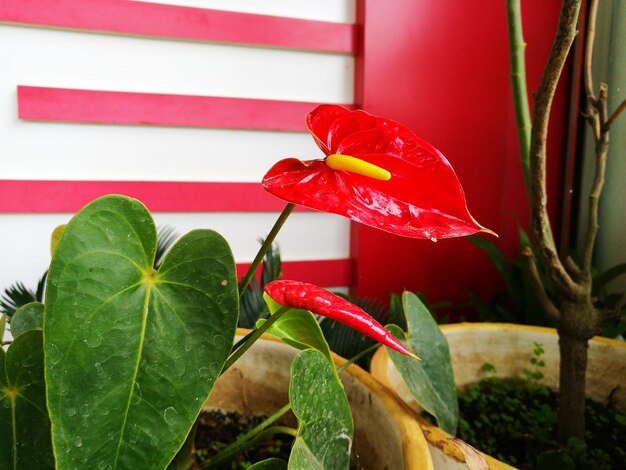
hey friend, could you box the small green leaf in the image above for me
[386,292,458,435]
[0,330,54,469]
[261,293,332,362]
[289,349,353,470]
[249,458,288,469]
[44,195,238,469]
[10,302,44,338]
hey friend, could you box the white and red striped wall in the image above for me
[0,0,356,293]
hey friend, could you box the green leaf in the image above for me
[261,293,332,362]
[249,458,288,470]
[44,195,238,469]
[10,302,44,338]
[386,292,458,435]
[289,349,353,470]
[1,312,6,341]
[0,330,54,469]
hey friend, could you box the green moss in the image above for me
[457,377,626,468]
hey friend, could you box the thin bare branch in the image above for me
[582,86,609,271]
[529,0,584,298]
[522,247,561,322]
[583,0,599,101]
[564,256,583,281]
[599,83,609,122]
[604,98,626,131]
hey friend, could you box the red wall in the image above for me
[352,0,572,313]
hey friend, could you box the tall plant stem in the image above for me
[525,0,588,444]
[505,0,532,195]
[529,0,583,299]
[238,203,295,300]
[557,330,589,441]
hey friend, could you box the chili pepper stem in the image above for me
[238,203,295,300]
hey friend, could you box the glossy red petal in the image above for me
[264,105,494,239]
[305,104,352,155]
[264,280,415,358]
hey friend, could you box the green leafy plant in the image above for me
[455,343,625,468]
[522,342,546,384]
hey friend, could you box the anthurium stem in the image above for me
[505,0,532,195]
[221,306,290,374]
[201,425,297,470]
[238,203,295,300]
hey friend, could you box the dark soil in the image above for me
[194,410,294,469]
[456,377,626,469]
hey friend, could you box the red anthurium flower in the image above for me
[264,280,416,358]
[263,105,495,240]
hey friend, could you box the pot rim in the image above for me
[439,322,626,349]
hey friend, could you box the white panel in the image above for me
[1,123,321,181]
[0,26,353,180]
[131,0,356,23]
[0,27,354,101]
[0,212,350,294]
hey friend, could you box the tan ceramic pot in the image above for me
[371,323,626,469]
[204,329,433,470]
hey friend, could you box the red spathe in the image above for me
[263,105,493,240]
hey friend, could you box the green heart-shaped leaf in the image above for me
[0,330,54,469]
[44,195,238,469]
[386,291,458,434]
[10,302,44,338]
[260,293,332,362]
[289,349,353,470]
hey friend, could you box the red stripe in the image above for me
[0,180,307,213]
[237,259,352,288]
[0,0,355,54]
[18,86,336,131]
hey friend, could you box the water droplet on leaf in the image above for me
[163,406,178,425]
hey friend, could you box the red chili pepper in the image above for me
[263,104,495,240]
[264,280,417,358]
